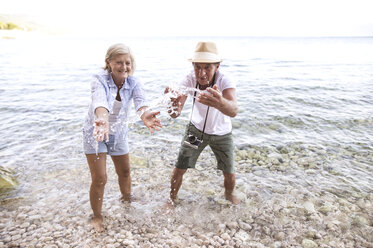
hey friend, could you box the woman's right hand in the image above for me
[93,107,109,142]
[93,118,109,142]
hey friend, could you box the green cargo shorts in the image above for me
[175,124,235,174]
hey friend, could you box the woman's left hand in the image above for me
[141,110,162,133]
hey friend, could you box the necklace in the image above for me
[198,73,216,90]
[198,82,212,90]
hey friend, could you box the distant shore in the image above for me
[0,29,50,39]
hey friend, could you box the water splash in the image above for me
[148,86,203,115]
[84,86,204,155]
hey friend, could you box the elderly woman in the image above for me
[83,43,162,231]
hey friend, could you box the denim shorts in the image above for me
[83,132,129,156]
[175,124,235,174]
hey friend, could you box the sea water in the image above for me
[0,36,372,247]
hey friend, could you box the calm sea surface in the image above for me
[0,37,372,242]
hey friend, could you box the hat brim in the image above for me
[188,58,223,63]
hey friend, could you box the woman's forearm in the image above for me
[95,107,109,120]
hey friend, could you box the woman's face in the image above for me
[193,63,219,85]
[108,54,132,84]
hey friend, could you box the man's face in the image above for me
[193,63,220,85]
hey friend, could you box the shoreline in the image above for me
[0,29,54,39]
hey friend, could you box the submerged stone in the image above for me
[0,166,17,192]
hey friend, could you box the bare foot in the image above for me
[90,216,104,232]
[121,194,142,204]
[162,198,177,215]
[121,194,134,202]
[225,193,240,205]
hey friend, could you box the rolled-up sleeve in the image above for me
[132,80,147,111]
[91,75,109,112]
[180,71,193,88]
[179,71,196,97]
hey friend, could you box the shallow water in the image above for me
[0,36,372,247]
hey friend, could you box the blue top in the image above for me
[83,69,147,143]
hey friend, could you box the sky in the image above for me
[1,0,373,37]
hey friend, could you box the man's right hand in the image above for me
[164,87,184,117]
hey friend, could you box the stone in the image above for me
[221,233,230,240]
[352,216,369,226]
[318,205,333,214]
[303,201,316,213]
[234,230,250,242]
[302,239,318,248]
[274,232,285,241]
[227,222,238,230]
[11,234,21,241]
[20,222,30,229]
[237,150,248,160]
[305,230,316,239]
[0,166,17,191]
[238,221,252,231]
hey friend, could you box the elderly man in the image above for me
[166,41,239,205]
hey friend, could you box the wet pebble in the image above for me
[221,233,230,240]
[20,222,30,229]
[238,221,252,231]
[302,239,318,248]
[303,201,316,213]
[274,231,285,241]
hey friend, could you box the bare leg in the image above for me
[111,154,131,201]
[170,168,187,202]
[163,168,187,212]
[223,172,240,204]
[86,153,107,232]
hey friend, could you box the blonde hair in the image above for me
[104,43,136,75]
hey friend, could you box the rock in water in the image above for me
[302,239,318,248]
[0,166,17,192]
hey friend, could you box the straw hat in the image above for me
[188,41,222,63]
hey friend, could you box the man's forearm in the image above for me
[217,98,238,117]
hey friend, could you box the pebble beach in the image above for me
[1,141,372,247]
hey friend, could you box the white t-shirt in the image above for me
[180,70,236,135]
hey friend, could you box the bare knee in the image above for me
[114,166,130,180]
[223,172,235,181]
[172,168,187,176]
[92,174,107,188]
[172,168,187,179]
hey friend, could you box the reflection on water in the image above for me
[0,36,372,247]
